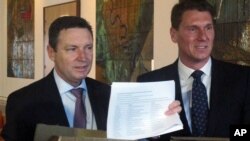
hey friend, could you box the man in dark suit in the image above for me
[1,16,182,141]
[1,16,111,141]
[137,0,250,140]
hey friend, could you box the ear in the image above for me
[47,44,55,61]
[170,27,178,43]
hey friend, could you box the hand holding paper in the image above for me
[107,81,183,140]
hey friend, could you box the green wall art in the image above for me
[96,0,154,84]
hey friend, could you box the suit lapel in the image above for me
[41,71,69,126]
[207,59,227,136]
[85,78,110,130]
[170,61,192,135]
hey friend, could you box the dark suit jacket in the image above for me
[137,58,250,141]
[1,71,111,141]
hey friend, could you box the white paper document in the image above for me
[107,81,183,140]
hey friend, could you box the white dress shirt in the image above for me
[178,58,211,131]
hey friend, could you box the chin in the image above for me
[75,76,86,81]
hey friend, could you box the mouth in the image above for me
[74,65,88,72]
[194,45,209,52]
[195,45,207,49]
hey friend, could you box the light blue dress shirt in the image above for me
[53,70,97,129]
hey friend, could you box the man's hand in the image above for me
[165,100,182,115]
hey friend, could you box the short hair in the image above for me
[171,0,216,30]
[48,16,93,50]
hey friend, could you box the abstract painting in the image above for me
[96,0,154,84]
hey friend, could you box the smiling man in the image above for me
[137,0,250,140]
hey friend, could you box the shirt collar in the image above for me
[53,69,87,94]
[178,58,212,81]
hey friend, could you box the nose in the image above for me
[77,49,87,60]
[198,29,209,41]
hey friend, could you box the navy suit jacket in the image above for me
[137,58,250,141]
[1,71,111,141]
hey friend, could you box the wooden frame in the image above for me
[43,0,80,76]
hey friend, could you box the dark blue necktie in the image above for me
[191,70,208,136]
[71,88,86,128]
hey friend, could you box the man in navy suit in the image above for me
[1,16,182,141]
[137,0,250,140]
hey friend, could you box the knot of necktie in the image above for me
[191,70,203,79]
[71,88,83,99]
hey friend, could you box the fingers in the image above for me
[169,100,181,109]
[165,100,182,115]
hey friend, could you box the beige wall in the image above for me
[154,0,178,69]
[0,0,4,100]
[0,0,178,100]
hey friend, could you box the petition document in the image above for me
[107,81,183,140]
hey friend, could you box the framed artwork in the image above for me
[43,0,80,76]
[7,0,34,78]
[96,0,154,84]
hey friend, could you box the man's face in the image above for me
[48,28,93,87]
[170,10,215,69]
